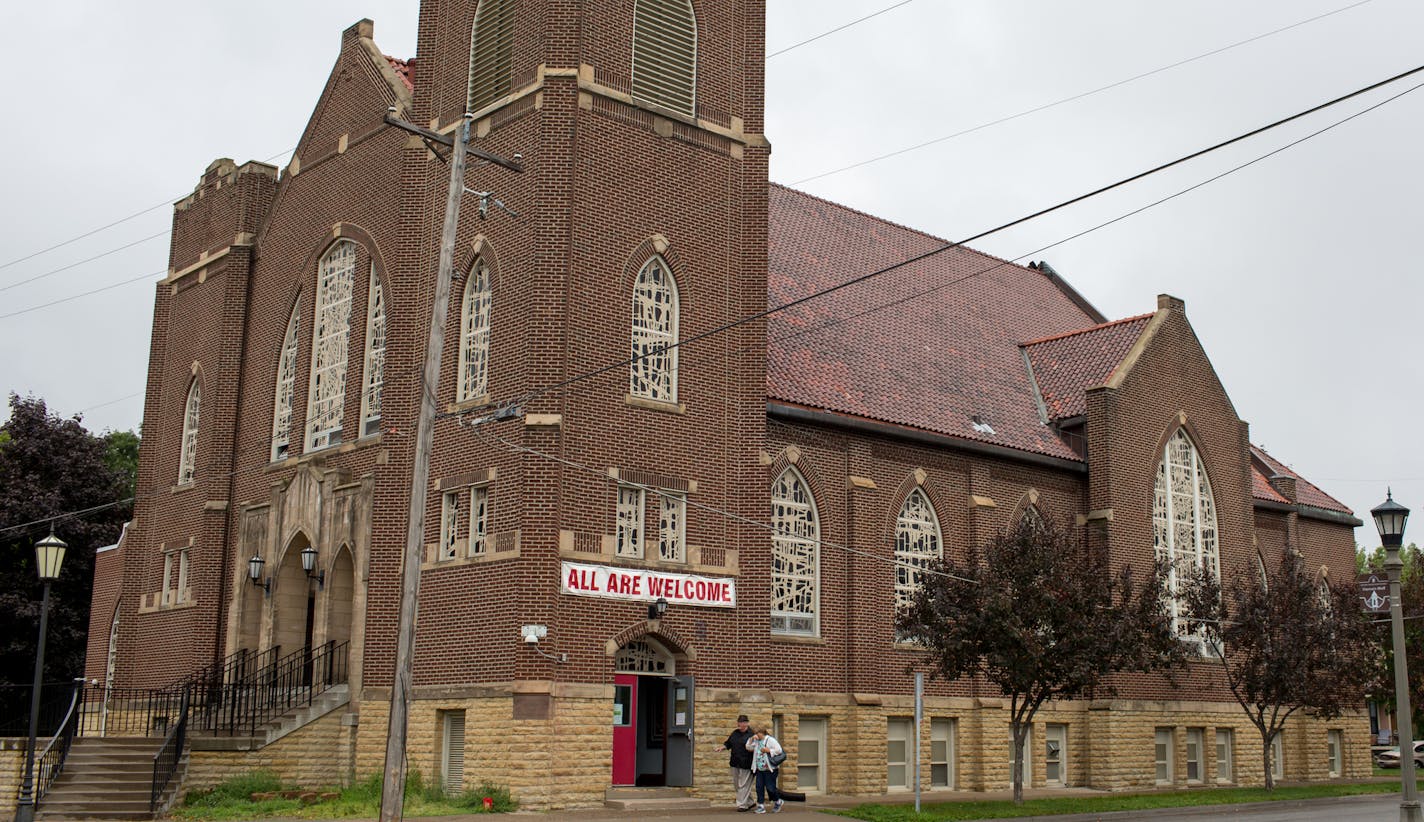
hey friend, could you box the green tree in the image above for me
[0,394,131,686]
[103,429,140,498]
[898,517,1186,804]
[1183,547,1380,790]
[1359,544,1424,738]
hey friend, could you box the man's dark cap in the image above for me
[737,714,749,722]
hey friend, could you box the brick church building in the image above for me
[85,0,1366,807]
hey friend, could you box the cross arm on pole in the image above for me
[382,113,525,172]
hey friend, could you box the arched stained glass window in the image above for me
[306,240,357,450]
[178,378,200,484]
[632,0,697,116]
[895,488,942,614]
[457,259,492,402]
[630,256,679,402]
[468,0,515,112]
[771,467,819,636]
[360,265,385,437]
[271,301,300,461]
[1153,429,1220,637]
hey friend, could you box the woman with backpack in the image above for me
[745,726,786,813]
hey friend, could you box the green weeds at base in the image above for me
[175,770,516,820]
[832,781,1400,821]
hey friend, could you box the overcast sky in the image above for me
[2,0,1421,545]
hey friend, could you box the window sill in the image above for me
[556,531,738,576]
[171,482,196,494]
[265,434,382,471]
[422,547,520,572]
[892,641,929,652]
[770,633,825,645]
[138,592,197,614]
[625,394,685,415]
[446,395,492,415]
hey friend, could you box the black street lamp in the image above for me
[1373,490,1420,822]
[14,531,68,822]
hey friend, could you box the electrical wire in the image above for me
[0,232,168,294]
[0,271,165,321]
[505,61,1424,410]
[788,0,1378,185]
[766,0,919,59]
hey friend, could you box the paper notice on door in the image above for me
[614,704,625,724]
[675,712,687,725]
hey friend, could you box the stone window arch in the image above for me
[359,264,385,437]
[306,240,358,450]
[271,299,301,461]
[178,377,201,484]
[468,0,515,112]
[632,0,697,116]
[1153,429,1220,637]
[771,466,820,636]
[629,255,679,402]
[894,487,942,615]
[457,258,492,402]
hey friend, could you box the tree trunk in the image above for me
[1011,725,1025,804]
[1261,730,1275,791]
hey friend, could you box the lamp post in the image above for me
[1374,490,1420,822]
[14,531,68,822]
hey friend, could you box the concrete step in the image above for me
[604,787,710,811]
[36,812,153,821]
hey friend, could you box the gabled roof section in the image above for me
[766,184,1101,461]
[1250,468,1290,505]
[386,56,416,93]
[1250,444,1353,515]
[1020,314,1153,422]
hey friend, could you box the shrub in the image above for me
[183,771,285,807]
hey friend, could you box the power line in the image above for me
[767,0,919,59]
[0,147,295,273]
[789,0,1378,186]
[506,61,1424,410]
[0,270,164,322]
[0,231,168,294]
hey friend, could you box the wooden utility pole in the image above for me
[376,108,522,822]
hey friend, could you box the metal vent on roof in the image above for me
[631,0,697,116]
[971,416,995,435]
[467,0,515,113]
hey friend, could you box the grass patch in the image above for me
[174,770,516,820]
[831,782,1401,821]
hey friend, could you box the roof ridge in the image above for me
[1019,312,1155,348]
[769,182,1039,279]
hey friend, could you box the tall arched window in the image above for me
[771,467,819,636]
[630,256,679,402]
[306,240,357,450]
[360,265,385,437]
[457,259,492,402]
[178,378,200,484]
[468,0,515,112]
[1153,429,1220,636]
[271,301,300,461]
[895,488,942,615]
[632,0,697,116]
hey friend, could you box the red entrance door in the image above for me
[611,674,637,785]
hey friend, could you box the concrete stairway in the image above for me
[604,786,711,811]
[35,736,184,821]
[190,683,349,753]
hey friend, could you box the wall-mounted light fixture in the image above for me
[247,554,271,596]
[647,597,669,621]
[300,545,325,589]
[520,624,566,663]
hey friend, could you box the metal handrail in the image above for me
[33,680,84,808]
[149,687,189,812]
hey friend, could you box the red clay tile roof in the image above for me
[766,184,1099,461]
[1021,314,1153,421]
[1251,468,1290,505]
[1250,445,1352,514]
[386,56,415,92]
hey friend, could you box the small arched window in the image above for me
[895,488,942,615]
[271,301,300,461]
[630,256,679,402]
[360,265,385,437]
[632,0,697,116]
[178,378,200,484]
[457,259,492,402]
[771,467,819,636]
[307,241,357,450]
[468,0,515,112]
[1153,429,1220,636]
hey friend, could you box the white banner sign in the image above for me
[561,561,736,608]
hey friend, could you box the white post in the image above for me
[914,671,923,813]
